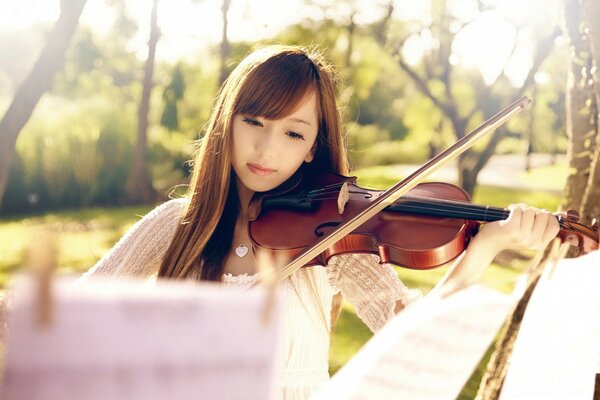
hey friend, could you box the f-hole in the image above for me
[315,221,340,237]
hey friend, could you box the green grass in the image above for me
[0,164,562,398]
[518,162,570,192]
[0,204,155,287]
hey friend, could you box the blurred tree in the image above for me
[0,0,87,209]
[219,0,232,85]
[189,0,230,87]
[561,0,598,219]
[578,0,600,223]
[126,0,160,204]
[160,64,186,131]
[375,0,561,196]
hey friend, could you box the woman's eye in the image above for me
[242,117,262,127]
[287,131,305,141]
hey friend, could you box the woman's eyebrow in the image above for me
[286,117,311,126]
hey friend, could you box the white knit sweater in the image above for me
[80,199,422,399]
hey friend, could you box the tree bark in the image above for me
[579,0,600,223]
[0,0,87,209]
[562,0,598,215]
[126,0,159,204]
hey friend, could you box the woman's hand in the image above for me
[475,203,560,254]
[430,204,560,298]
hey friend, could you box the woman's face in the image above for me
[231,93,319,193]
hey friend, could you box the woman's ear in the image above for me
[304,144,316,163]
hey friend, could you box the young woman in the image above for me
[81,44,559,399]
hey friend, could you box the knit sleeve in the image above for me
[326,253,422,333]
[79,198,187,282]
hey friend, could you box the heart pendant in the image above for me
[235,244,249,258]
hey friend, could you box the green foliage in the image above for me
[168,60,219,137]
[54,27,140,98]
[346,123,429,168]
[2,96,135,214]
[160,64,186,131]
[148,127,195,192]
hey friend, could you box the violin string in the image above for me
[301,185,568,228]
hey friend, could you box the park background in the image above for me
[1,0,600,398]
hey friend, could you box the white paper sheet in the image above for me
[314,284,514,400]
[0,277,281,400]
[500,250,600,400]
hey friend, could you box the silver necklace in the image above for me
[235,243,249,258]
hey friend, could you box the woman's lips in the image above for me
[247,163,276,176]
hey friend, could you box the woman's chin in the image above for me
[239,177,280,193]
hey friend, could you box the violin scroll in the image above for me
[556,209,599,255]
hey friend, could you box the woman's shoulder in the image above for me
[147,197,189,218]
[134,197,190,237]
[79,197,190,281]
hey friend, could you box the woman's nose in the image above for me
[254,129,277,159]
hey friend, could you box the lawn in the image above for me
[0,164,562,398]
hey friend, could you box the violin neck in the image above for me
[390,197,509,222]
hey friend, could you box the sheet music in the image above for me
[314,284,514,400]
[1,277,281,400]
[500,250,600,400]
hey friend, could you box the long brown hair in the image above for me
[158,45,349,281]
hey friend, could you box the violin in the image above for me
[248,172,600,270]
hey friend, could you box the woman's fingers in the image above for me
[504,204,559,249]
[529,209,551,247]
[542,212,561,244]
[519,204,536,241]
[504,204,522,229]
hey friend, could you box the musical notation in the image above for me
[314,285,514,400]
[1,277,281,400]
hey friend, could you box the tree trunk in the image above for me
[218,0,231,86]
[562,0,598,215]
[579,0,600,224]
[345,11,356,69]
[126,0,159,204]
[0,0,87,209]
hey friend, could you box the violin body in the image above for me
[249,173,479,269]
[248,172,599,270]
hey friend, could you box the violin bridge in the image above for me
[337,182,350,215]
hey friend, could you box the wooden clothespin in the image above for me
[27,231,57,329]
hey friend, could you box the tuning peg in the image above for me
[565,209,580,222]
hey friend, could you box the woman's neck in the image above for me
[236,178,254,221]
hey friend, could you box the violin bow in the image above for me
[253,96,532,287]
